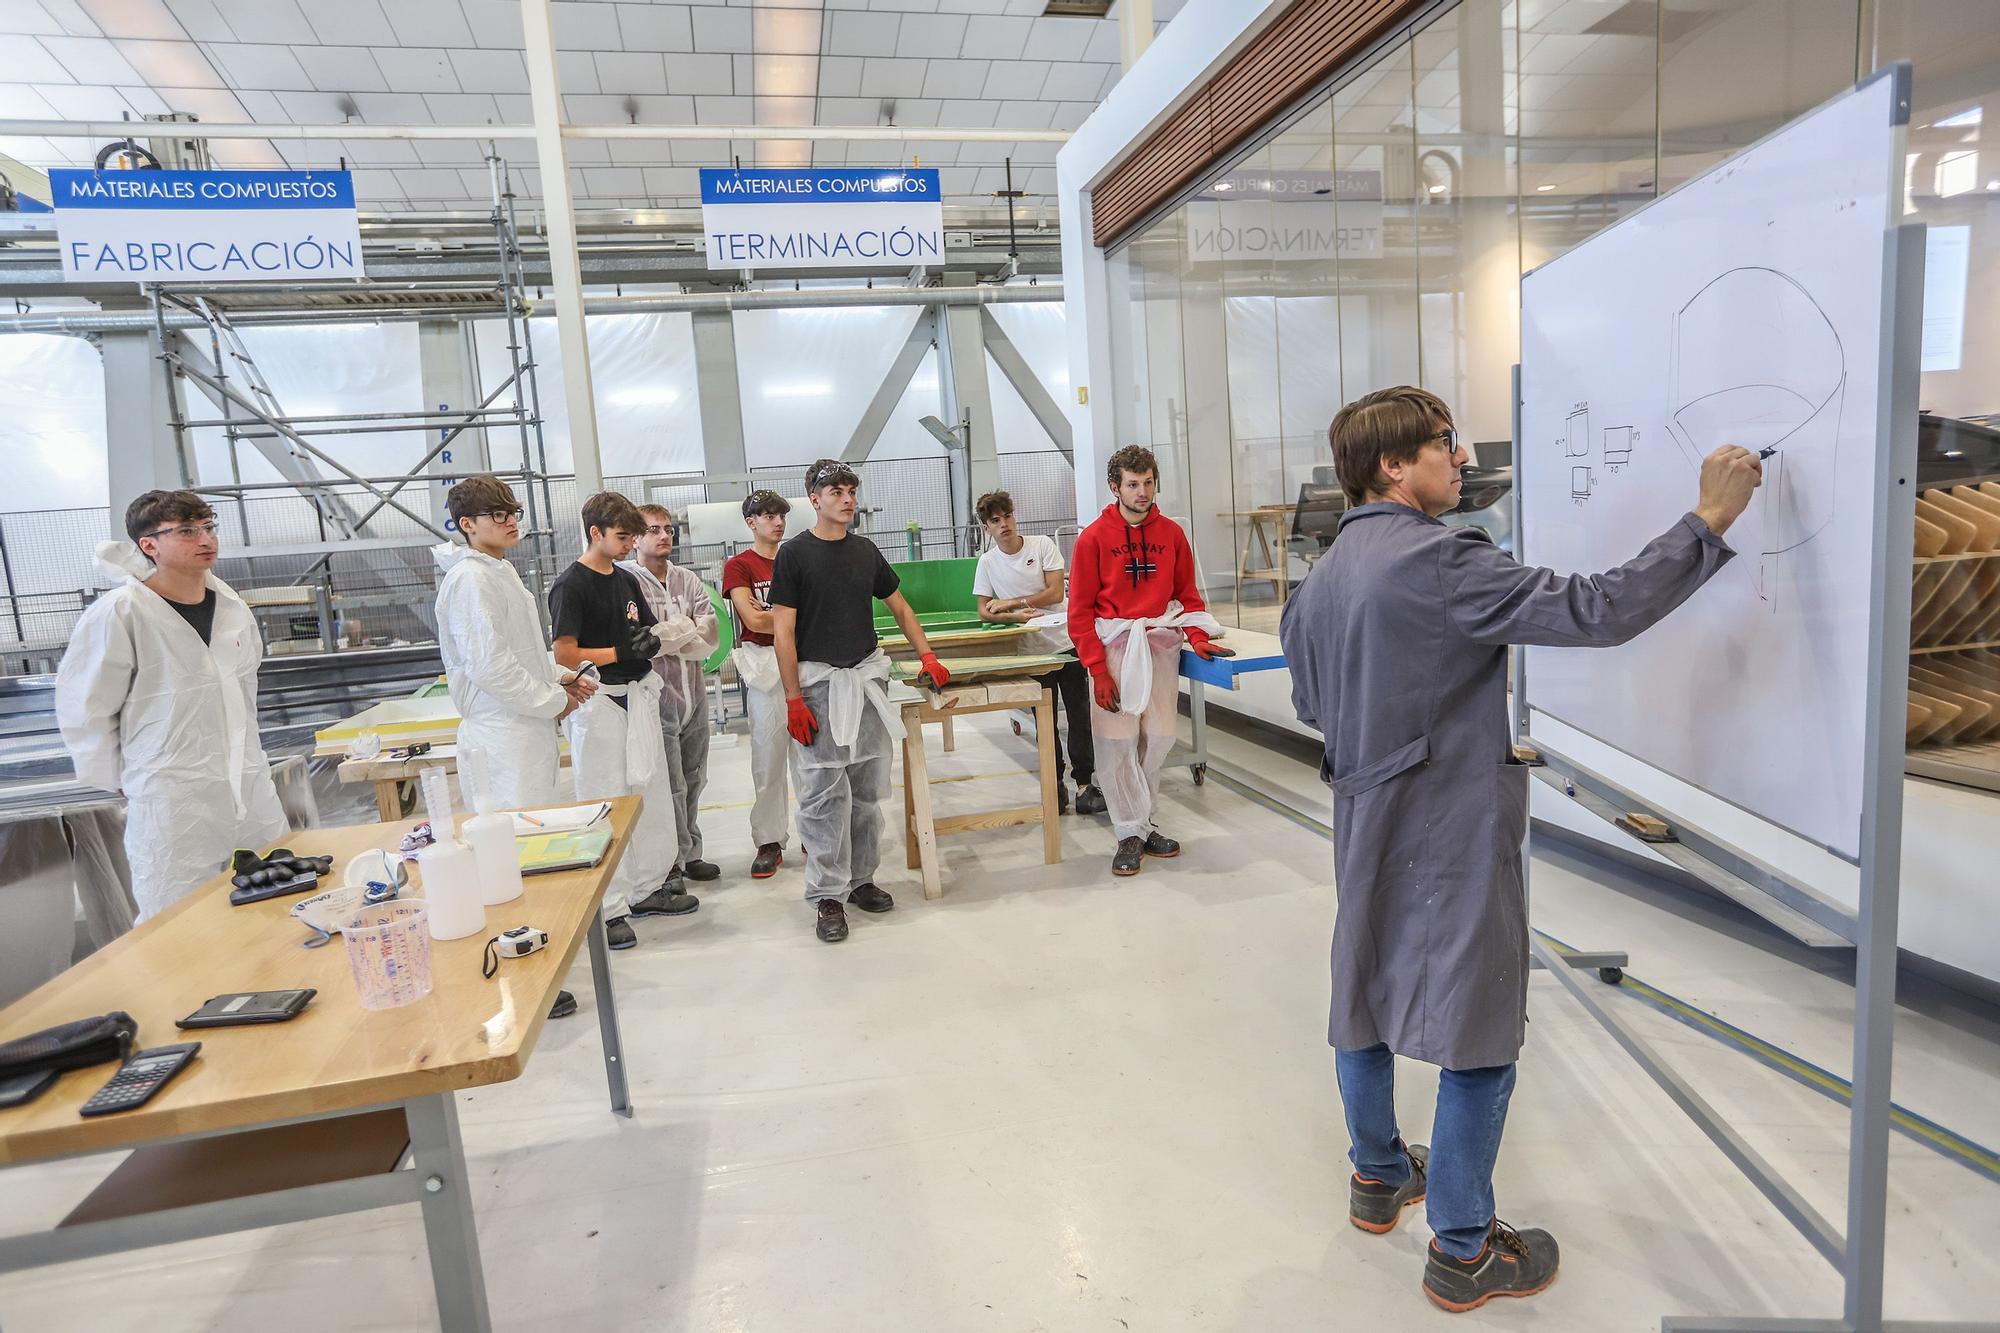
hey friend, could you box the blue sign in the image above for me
[51,169,363,284]
[50,169,356,210]
[699,168,941,204]
[699,168,946,271]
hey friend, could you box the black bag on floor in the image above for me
[0,1011,138,1080]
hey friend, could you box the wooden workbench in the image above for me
[896,661,1066,900]
[0,798,641,1331]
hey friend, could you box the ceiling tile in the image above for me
[210,0,315,44]
[424,91,502,122]
[39,0,100,37]
[992,97,1052,129]
[150,84,248,119]
[978,57,1044,100]
[1019,15,1088,62]
[271,88,353,120]
[731,52,750,92]
[112,84,173,114]
[895,11,963,57]
[605,139,674,164]
[372,46,461,93]
[459,0,524,49]
[856,55,925,97]
[296,45,389,93]
[1038,59,1104,101]
[302,0,396,46]
[616,3,692,52]
[346,167,402,200]
[385,0,475,48]
[920,57,985,98]
[0,35,72,82]
[551,2,621,50]
[161,0,234,41]
[0,2,66,36]
[561,91,639,120]
[935,97,995,126]
[817,54,863,96]
[689,6,749,53]
[595,50,668,94]
[882,95,938,124]
[582,165,644,193]
[413,138,486,164]
[447,47,528,93]
[816,95,877,123]
[752,7,819,55]
[669,139,731,164]
[395,166,470,195]
[75,0,182,40]
[662,50,731,94]
[350,89,434,119]
[827,10,897,57]
[43,34,144,82]
[962,14,1029,59]
[203,41,315,90]
[558,48,599,93]
[32,84,139,120]
[492,92,531,119]
[1079,17,1119,64]
[692,92,749,121]
[1047,99,1093,130]
[641,165,697,195]
[229,87,282,118]
[328,134,423,164]
[114,38,227,88]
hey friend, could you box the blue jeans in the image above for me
[1335,1043,1518,1260]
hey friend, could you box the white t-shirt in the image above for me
[974,534,1069,653]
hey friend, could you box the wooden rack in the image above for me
[1907,484,2000,758]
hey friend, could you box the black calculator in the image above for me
[79,1042,201,1117]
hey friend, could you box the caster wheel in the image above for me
[1191,763,1207,787]
[1597,967,1625,986]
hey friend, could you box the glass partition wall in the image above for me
[1105,0,2000,789]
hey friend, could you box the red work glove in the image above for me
[915,652,950,689]
[1090,665,1121,713]
[786,695,819,746]
[1184,628,1235,661]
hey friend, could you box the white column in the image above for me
[519,0,604,495]
[98,330,186,538]
[1119,0,1155,71]
[418,320,490,531]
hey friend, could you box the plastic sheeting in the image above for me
[473,311,705,477]
[734,305,945,467]
[0,333,108,514]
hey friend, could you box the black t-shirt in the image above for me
[164,588,218,646]
[768,530,900,669]
[547,561,658,686]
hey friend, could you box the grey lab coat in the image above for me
[1279,502,1733,1070]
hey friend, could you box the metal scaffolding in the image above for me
[145,152,560,643]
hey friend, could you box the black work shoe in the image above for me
[847,882,893,913]
[751,843,783,878]
[547,989,578,1020]
[683,859,721,881]
[1350,1142,1428,1234]
[1142,830,1181,858]
[1112,836,1144,876]
[1423,1220,1560,1313]
[816,899,849,942]
[1074,784,1107,816]
[606,916,637,950]
[630,885,699,917]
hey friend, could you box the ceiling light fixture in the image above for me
[1536,183,1555,192]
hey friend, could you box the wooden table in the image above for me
[897,662,1065,900]
[0,798,640,1332]
[878,622,1036,657]
[1221,505,1295,605]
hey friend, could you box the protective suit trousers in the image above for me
[792,678,891,902]
[1089,630,1183,842]
[743,678,796,849]
[565,689,678,919]
[660,691,709,867]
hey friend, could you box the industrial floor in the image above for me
[1,705,1996,1331]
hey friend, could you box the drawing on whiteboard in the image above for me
[1666,267,1846,606]
[1571,465,1593,500]
[1603,425,1635,467]
[1565,407,1590,457]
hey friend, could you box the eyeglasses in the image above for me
[474,507,525,524]
[1428,428,1461,454]
[142,521,220,541]
[644,524,672,536]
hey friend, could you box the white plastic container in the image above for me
[463,812,524,906]
[415,837,486,941]
[419,766,454,832]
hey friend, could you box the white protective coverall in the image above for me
[792,650,904,901]
[433,543,568,815]
[732,640,798,849]
[566,671,678,919]
[1090,604,1220,842]
[620,560,719,868]
[55,541,289,920]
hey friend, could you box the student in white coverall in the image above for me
[623,502,721,881]
[55,490,289,921]
[722,490,797,879]
[434,475,597,1019]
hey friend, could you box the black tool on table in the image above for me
[0,1068,59,1110]
[177,989,317,1029]
[79,1043,201,1117]
[228,847,334,906]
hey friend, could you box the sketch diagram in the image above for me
[1667,267,1845,607]
[1565,407,1590,457]
[1571,466,1594,499]
[1603,425,1635,467]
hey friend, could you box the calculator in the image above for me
[78,1043,201,1117]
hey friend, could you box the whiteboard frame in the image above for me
[1511,64,1982,1333]
[1518,63,1911,870]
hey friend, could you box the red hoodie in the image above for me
[1067,501,1206,674]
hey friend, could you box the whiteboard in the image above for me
[1519,70,1906,861]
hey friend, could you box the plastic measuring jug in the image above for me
[342,900,434,1010]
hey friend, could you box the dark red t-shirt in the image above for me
[721,550,777,646]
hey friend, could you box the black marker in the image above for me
[1757,445,1779,460]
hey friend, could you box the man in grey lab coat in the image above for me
[1280,386,1761,1312]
